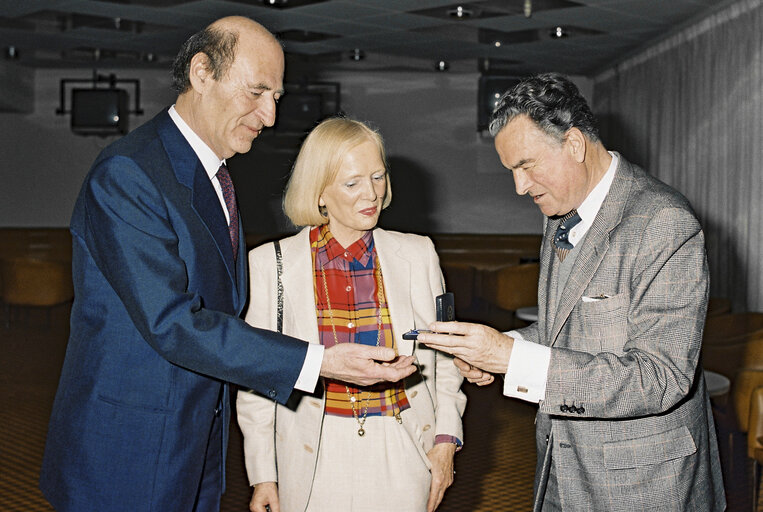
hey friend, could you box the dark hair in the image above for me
[488,72,599,143]
[171,26,238,93]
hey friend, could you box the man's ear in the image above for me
[565,127,587,163]
[188,52,212,93]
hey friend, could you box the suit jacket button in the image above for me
[268,389,277,399]
[560,405,568,412]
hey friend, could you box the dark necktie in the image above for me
[216,164,239,261]
[553,209,581,262]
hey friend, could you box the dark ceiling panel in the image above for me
[0,0,720,75]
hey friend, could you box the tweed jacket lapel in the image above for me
[374,228,415,356]
[540,216,560,344]
[548,153,633,346]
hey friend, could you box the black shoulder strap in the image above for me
[274,240,283,333]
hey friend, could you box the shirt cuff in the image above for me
[293,344,324,393]
[434,434,463,451]
[503,335,550,403]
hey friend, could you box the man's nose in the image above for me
[513,169,532,195]
[258,97,277,128]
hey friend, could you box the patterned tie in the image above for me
[216,164,239,261]
[553,209,581,262]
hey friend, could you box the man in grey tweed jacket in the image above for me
[420,73,726,511]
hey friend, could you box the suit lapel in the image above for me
[374,229,415,356]
[549,154,633,345]
[155,112,238,290]
[541,216,561,344]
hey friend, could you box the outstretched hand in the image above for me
[321,343,416,386]
[417,321,513,375]
[454,357,495,386]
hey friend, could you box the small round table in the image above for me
[704,369,730,408]
[515,306,538,323]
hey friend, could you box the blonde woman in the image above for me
[237,117,465,512]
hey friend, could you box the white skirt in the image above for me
[305,409,432,512]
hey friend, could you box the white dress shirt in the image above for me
[168,106,323,393]
[503,152,619,402]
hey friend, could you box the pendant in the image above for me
[395,413,403,424]
[358,427,365,437]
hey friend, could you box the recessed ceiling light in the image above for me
[5,45,19,60]
[350,48,365,61]
[447,6,473,19]
[551,26,568,38]
[524,0,533,18]
[494,41,501,48]
[435,60,449,71]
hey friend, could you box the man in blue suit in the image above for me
[40,16,415,512]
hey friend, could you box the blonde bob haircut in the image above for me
[283,117,391,227]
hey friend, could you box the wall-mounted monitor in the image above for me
[71,88,129,136]
[273,81,340,136]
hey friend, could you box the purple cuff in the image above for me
[434,434,463,451]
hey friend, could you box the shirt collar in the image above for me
[576,151,619,226]
[319,224,374,265]
[168,105,225,181]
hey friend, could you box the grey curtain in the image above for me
[593,0,763,312]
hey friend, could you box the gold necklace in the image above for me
[320,253,399,436]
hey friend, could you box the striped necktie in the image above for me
[216,164,239,261]
[553,209,581,262]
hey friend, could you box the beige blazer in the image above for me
[237,227,466,512]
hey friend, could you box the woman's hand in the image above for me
[250,481,279,512]
[426,443,457,512]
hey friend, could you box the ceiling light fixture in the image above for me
[551,26,568,38]
[350,48,365,61]
[435,60,449,71]
[524,0,532,18]
[5,45,19,60]
[447,6,473,19]
[494,41,501,48]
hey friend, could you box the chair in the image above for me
[702,314,763,508]
[1,256,74,326]
[748,387,763,511]
[481,262,540,330]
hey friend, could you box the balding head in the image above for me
[172,15,285,159]
[171,16,280,94]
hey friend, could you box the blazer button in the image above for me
[560,405,568,413]
[268,389,277,399]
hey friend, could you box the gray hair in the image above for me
[171,26,238,94]
[488,72,600,143]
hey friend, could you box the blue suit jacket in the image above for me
[40,109,308,511]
